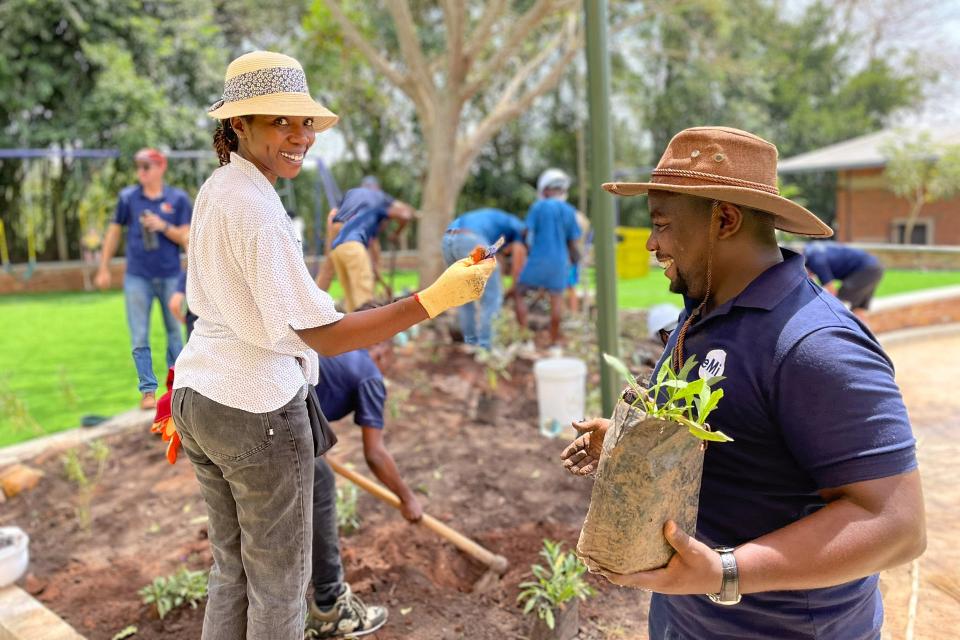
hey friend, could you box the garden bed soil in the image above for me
[0,321,663,640]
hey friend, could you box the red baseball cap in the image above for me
[134,148,167,170]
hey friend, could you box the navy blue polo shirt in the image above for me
[448,208,526,244]
[314,350,386,429]
[648,249,916,640]
[113,184,191,279]
[804,242,879,284]
[332,187,394,224]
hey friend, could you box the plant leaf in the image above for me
[603,353,641,396]
[675,415,734,442]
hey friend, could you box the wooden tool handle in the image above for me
[328,458,509,575]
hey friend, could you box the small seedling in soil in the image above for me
[335,483,361,535]
[139,567,208,619]
[517,539,595,631]
[111,625,138,640]
[603,353,732,443]
[61,439,111,529]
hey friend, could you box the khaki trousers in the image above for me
[329,240,374,311]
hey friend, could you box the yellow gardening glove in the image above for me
[416,257,496,318]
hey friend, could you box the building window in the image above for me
[891,219,932,245]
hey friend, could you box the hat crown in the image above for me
[225,51,302,80]
[653,126,779,193]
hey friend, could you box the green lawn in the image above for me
[1,268,957,447]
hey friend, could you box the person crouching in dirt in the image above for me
[442,208,527,351]
[515,169,582,346]
[322,177,416,310]
[307,310,420,636]
[171,51,495,640]
[560,127,924,640]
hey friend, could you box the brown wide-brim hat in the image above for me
[603,126,832,237]
[208,51,339,133]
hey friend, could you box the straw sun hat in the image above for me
[603,126,832,237]
[208,51,339,132]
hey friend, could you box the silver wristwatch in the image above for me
[707,546,741,605]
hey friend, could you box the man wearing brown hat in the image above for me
[562,127,925,639]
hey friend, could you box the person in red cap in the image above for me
[95,147,192,410]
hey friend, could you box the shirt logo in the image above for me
[699,349,727,379]
[161,202,173,214]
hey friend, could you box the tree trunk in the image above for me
[417,107,462,284]
[902,193,925,245]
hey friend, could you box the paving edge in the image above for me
[877,322,960,347]
[0,409,153,468]
[0,585,86,640]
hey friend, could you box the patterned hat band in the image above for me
[208,66,309,113]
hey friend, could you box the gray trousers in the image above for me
[173,386,314,640]
[312,457,345,605]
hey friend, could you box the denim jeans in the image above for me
[172,385,314,640]
[123,273,183,393]
[311,457,345,605]
[441,232,502,349]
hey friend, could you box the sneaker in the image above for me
[140,392,157,411]
[306,584,388,638]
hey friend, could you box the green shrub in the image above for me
[335,483,361,534]
[517,540,595,630]
[139,567,208,619]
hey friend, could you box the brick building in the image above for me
[779,127,960,246]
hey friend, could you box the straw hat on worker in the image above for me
[208,50,338,131]
[604,126,832,238]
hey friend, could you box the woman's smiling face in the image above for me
[231,115,316,183]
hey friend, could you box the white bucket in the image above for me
[534,357,587,438]
[0,526,29,587]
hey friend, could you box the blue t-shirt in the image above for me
[314,350,386,429]
[330,188,396,250]
[518,199,581,292]
[648,249,916,640]
[804,242,879,284]
[448,208,525,245]
[113,185,192,279]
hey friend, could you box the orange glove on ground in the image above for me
[150,367,181,464]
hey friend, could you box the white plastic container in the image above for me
[0,526,29,587]
[533,357,587,438]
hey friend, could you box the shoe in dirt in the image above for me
[140,392,157,411]
[305,584,387,638]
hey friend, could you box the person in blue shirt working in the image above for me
[515,169,582,346]
[442,208,526,350]
[562,127,924,640]
[95,148,192,409]
[322,178,415,309]
[804,241,884,320]
[307,322,421,637]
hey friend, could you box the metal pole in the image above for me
[584,0,619,416]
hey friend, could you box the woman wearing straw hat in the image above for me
[171,51,494,640]
[562,127,924,639]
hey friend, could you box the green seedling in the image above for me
[335,483,361,534]
[603,353,732,443]
[517,540,596,630]
[139,567,208,619]
[111,625,138,640]
[61,439,111,529]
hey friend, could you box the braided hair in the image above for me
[212,117,252,166]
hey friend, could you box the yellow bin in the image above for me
[616,226,650,279]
